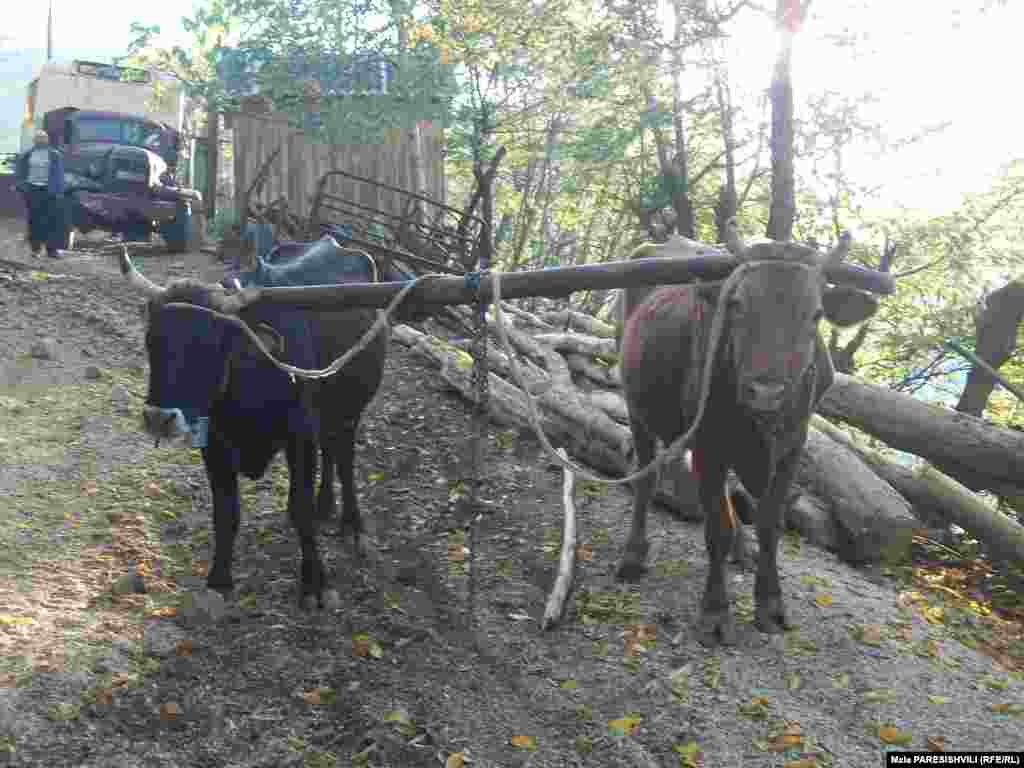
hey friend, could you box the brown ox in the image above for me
[618,225,879,644]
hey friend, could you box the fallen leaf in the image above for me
[143,481,162,497]
[927,735,947,752]
[673,741,701,767]
[80,479,99,496]
[559,679,577,690]
[191,560,209,577]
[738,697,770,719]
[352,633,371,657]
[510,734,536,750]
[989,702,1024,715]
[94,687,113,706]
[608,713,642,737]
[782,760,819,768]
[878,725,913,745]
[575,542,593,561]
[175,639,194,657]
[301,689,323,705]
[814,593,833,607]
[447,543,466,562]
[831,672,850,689]
[159,701,181,721]
[927,695,950,705]
[367,471,384,483]
[445,751,465,768]
[785,672,802,691]
[856,624,884,647]
[383,708,416,737]
[863,689,895,703]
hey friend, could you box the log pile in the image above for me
[392,301,1024,566]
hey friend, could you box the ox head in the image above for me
[704,222,877,413]
[121,249,270,448]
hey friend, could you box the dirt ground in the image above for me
[0,219,1022,768]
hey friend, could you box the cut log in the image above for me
[540,309,618,339]
[796,426,917,564]
[820,373,1024,497]
[529,332,618,361]
[811,415,951,528]
[542,447,576,630]
[915,466,1024,566]
[565,352,622,389]
[393,324,631,476]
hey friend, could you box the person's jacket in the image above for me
[15,146,65,196]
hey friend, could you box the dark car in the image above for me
[43,107,202,252]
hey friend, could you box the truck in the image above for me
[20,60,201,252]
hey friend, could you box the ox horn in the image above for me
[724,217,747,259]
[120,246,166,298]
[822,230,852,267]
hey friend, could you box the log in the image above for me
[542,448,576,630]
[540,309,618,339]
[246,251,894,311]
[796,426,918,564]
[820,373,1024,497]
[810,415,951,528]
[916,465,1024,565]
[565,352,622,389]
[529,333,619,361]
[392,325,630,476]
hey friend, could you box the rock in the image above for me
[110,383,133,415]
[84,365,103,380]
[143,621,189,658]
[29,338,58,360]
[177,589,226,627]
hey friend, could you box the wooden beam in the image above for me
[249,255,895,311]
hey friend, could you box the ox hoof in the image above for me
[616,539,649,581]
[300,588,342,612]
[697,609,737,646]
[754,598,791,634]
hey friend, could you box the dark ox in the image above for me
[618,227,879,644]
[122,240,399,608]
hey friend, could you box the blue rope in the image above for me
[464,270,481,295]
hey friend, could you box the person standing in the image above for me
[15,130,66,258]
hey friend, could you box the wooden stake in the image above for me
[542,447,577,630]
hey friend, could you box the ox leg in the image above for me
[287,439,339,610]
[617,417,656,580]
[698,458,737,646]
[334,419,363,550]
[203,443,240,592]
[753,450,798,634]
[316,443,337,523]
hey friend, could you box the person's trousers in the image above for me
[24,187,64,257]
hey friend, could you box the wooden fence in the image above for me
[227,107,445,230]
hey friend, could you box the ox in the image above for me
[618,225,879,644]
[122,239,399,607]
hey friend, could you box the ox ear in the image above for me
[822,285,879,327]
[253,323,286,358]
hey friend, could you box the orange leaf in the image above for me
[159,701,180,721]
[352,633,371,657]
[927,735,947,752]
[301,688,322,705]
[94,687,113,706]
[191,560,209,577]
[510,735,536,750]
[143,481,162,497]
[858,624,884,646]
[147,606,177,618]
[575,543,593,561]
[446,752,465,768]
[81,479,99,496]
[175,639,194,656]
[447,543,466,562]
[783,760,819,768]
[878,725,912,745]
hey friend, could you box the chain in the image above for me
[465,271,490,632]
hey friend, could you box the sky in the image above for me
[3,0,1022,217]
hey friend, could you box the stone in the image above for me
[29,338,58,360]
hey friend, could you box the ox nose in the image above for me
[743,380,787,412]
[143,405,189,440]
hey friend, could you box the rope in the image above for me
[488,263,758,486]
[164,275,434,382]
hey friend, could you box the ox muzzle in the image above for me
[740,379,788,412]
[143,406,210,449]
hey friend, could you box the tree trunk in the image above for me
[714,65,738,244]
[766,0,801,241]
[820,373,1024,496]
[955,279,1024,417]
[205,104,219,223]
